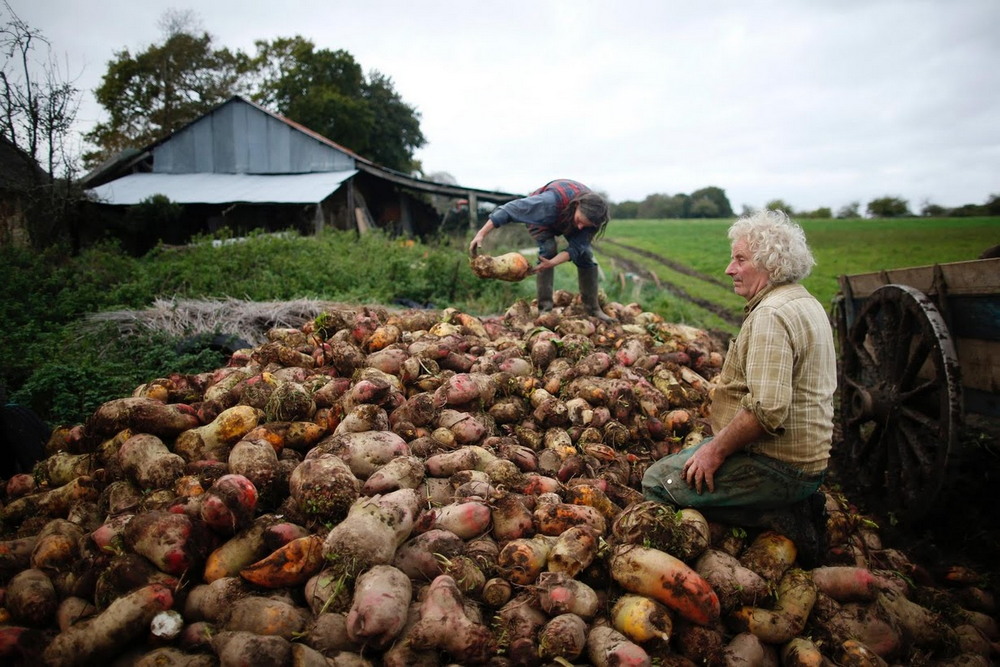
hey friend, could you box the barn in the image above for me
[81,95,519,253]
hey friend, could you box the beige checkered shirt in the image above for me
[710,283,837,475]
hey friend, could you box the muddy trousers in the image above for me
[536,267,554,311]
[641,438,823,525]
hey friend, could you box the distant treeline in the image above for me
[609,189,1000,220]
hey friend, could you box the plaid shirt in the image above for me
[710,283,837,475]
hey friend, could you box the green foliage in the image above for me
[85,28,249,167]
[866,195,911,218]
[250,37,425,172]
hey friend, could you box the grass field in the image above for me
[592,216,1000,335]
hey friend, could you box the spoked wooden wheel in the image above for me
[838,284,963,522]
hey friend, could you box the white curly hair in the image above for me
[728,209,816,284]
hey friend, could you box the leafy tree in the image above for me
[250,36,425,172]
[689,186,733,217]
[688,196,719,218]
[866,196,910,218]
[920,200,949,217]
[611,200,639,219]
[637,193,685,219]
[799,207,832,219]
[984,193,1000,216]
[837,201,860,218]
[84,10,250,167]
[765,199,794,215]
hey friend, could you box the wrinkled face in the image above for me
[573,209,597,231]
[726,239,770,300]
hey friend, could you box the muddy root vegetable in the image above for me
[498,534,558,585]
[534,501,607,536]
[1,476,101,523]
[85,397,200,438]
[731,568,817,644]
[318,430,411,479]
[470,251,531,282]
[723,631,777,666]
[548,524,599,577]
[415,499,492,539]
[203,514,291,582]
[322,488,421,577]
[123,510,208,576]
[408,574,495,664]
[6,568,58,626]
[611,594,673,643]
[224,595,310,639]
[536,571,600,619]
[587,624,652,667]
[289,454,360,524]
[196,473,256,532]
[694,548,770,613]
[240,534,325,588]
[362,455,425,494]
[211,630,292,665]
[29,518,84,573]
[780,636,826,666]
[42,583,174,667]
[811,565,890,602]
[876,587,957,651]
[740,530,798,582]
[538,613,587,661]
[344,564,412,649]
[609,544,720,627]
[491,493,535,541]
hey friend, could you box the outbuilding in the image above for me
[81,95,519,253]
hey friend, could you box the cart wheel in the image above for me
[839,283,963,522]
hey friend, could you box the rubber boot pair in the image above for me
[536,267,554,312]
[578,264,613,321]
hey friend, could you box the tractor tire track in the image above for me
[603,239,732,288]
[596,241,744,329]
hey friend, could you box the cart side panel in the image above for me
[843,257,1000,298]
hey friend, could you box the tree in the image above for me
[611,200,639,219]
[637,193,686,219]
[984,193,1000,216]
[866,196,910,218]
[84,10,250,167]
[0,0,80,177]
[250,36,425,173]
[765,199,794,215]
[837,201,860,219]
[689,186,733,217]
[688,196,719,218]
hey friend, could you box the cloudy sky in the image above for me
[9,0,1000,212]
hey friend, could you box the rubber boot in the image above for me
[536,267,554,312]
[578,264,613,321]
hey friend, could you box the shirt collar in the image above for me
[744,283,777,315]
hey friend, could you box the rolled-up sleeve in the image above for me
[739,309,793,435]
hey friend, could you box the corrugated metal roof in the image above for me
[86,171,358,205]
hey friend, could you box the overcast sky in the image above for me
[9,0,1000,212]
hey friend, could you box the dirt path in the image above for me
[596,240,744,329]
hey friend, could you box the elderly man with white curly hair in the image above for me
[642,209,837,567]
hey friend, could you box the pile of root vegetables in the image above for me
[1,294,997,666]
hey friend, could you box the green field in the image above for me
[592,216,1000,335]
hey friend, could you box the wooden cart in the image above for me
[832,257,1000,522]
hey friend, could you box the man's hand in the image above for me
[469,236,483,256]
[529,257,555,275]
[682,439,726,494]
